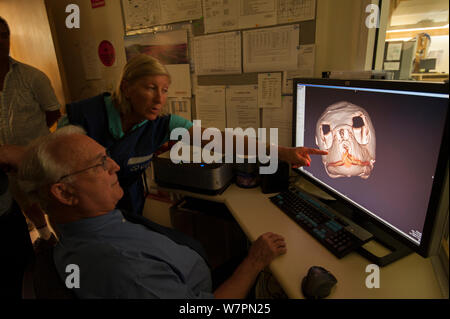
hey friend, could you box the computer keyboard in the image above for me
[270,187,367,259]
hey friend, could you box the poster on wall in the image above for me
[243,24,299,72]
[122,0,202,33]
[124,29,188,64]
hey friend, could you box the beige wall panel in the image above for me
[0,0,66,106]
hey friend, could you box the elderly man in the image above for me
[17,125,287,298]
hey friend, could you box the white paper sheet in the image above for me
[239,0,277,29]
[122,0,202,31]
[243,24,299,73]
[80,39,102,80]
[160,0,202,24]
[195,86,227,131]
[202,0,240,34]
[122,0,161,30]
[165,64,192,97]
[258,73,282,109]
[193,32,242,75]
[277,0,316,24]
[384,61,400,71]
[284,44,315,94]
[226,85,259,130]
[262,95,293,147]
[386,42,402,61]
[167,97,192,121]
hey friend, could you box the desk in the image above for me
[157,183,444,299]
[411,73,449,82]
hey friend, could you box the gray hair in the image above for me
[18,125,86,210]
[112,54,171,115]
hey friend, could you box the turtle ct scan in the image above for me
[315,101,376,179]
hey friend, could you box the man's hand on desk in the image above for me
[279,146,328,168]
[247,232,287,272]
[213,232,286,298]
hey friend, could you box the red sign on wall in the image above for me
[98,40,115,67]
[91,0,105,8]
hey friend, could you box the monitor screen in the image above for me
[293,78,449,256]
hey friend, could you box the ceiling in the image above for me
[389,0,449,28]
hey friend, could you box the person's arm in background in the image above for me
[32,68,62,129]
[46,109,62,128]
[214,232,287,299]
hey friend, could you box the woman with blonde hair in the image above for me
[59,54,325,216]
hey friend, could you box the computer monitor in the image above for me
[292,78,449,263]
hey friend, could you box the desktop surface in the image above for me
[157,181,444,299]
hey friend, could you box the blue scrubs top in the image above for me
[61,93,192,215]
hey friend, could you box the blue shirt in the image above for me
[58,95,193,141]
[53,210,214,299]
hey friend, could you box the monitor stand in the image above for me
[321,196,413,267]
[295,175,413,267]
[356,220,413,267]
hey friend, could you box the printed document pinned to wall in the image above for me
[160,0,202,25]
[167,98,192,121]
[283,44,315,94]
[239,0,277,29]
[262,95,293,147]
[195,86,227,131]
[258,73,282,109]
[122,0,161,31]
[386,42,402,61]
[122,0,202,32]
[203,0,282,34]
[277,0,316,24]
[202,0,239,34]
[194,32,242,75]
[80,39,102,80]
[226,85,259,130]
[243,24,299,73]
[165,64,192,97]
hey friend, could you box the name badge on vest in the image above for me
[127,154,153,172]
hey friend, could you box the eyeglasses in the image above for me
[56,154,111,183]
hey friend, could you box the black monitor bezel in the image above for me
[292,78,449,257]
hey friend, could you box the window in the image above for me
[377,0,449,82]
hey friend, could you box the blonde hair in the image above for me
[113,54,171,115]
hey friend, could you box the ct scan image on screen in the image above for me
[315,101,376,180]
[296,83,448,246]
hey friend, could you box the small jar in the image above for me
[234,161,259,188]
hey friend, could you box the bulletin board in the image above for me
[120,0,318,147]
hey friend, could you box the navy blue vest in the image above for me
[66,93,170,215]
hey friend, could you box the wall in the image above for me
[315,0,377,76]
[0,0,66,106]
[45,0,127,104]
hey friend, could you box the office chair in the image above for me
[22,237,76,299]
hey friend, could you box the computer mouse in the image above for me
[301,266,337,299]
